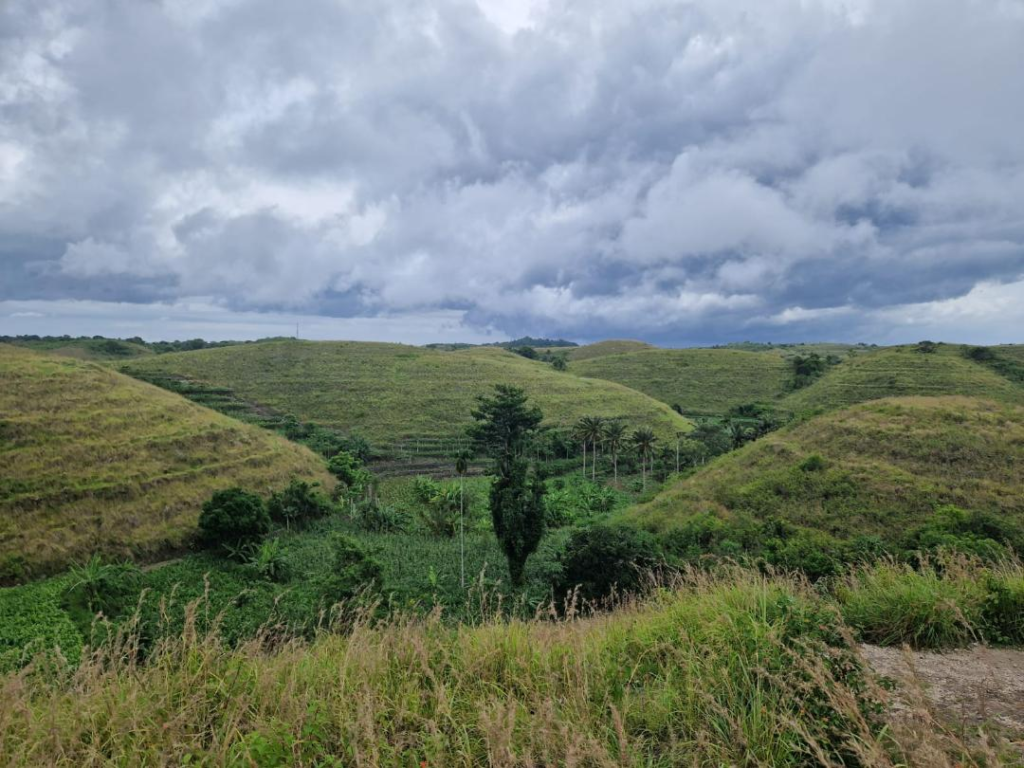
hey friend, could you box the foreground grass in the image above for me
[120,340,691,452]
[0,569,932,767]
[0,345,333,582]
[630,396,1024,538]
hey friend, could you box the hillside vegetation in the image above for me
[781,344,1024,413]
[121,340,690,451]
[553,339,655,361]
[1,336,155,361]
[574,348,793,416]
[629,396,1024,538]
[0,345,333,581]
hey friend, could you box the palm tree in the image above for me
[630,426,657,491]
[576,416,605,481]
[455,449,472,589]
[603,421,627,486]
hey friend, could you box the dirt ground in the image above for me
[861,643,1024,746]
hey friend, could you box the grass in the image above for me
[1,337,154,361]
[573,347,794,416]
[628,396,1024,539]
[781,344,1024,413]
[0,345,334,582]
[549,339,655,361]
[120,340,691,452]
[4,563,1020,765]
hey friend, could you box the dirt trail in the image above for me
[861,643,1024,743]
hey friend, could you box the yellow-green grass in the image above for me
[573,347,793,416]
[781,344,1024,414]
[549,339,656,361]
[4,337,154,361]
[121,340,691,449]
[628,396,1024,537]
[0,345,333,582]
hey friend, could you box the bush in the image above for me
[197,488,271,558]
[353,499,408,533]
[243,539,290,583]
[659,512,750,563]
[327,451,372,495]
[543,477,619,528]
[321,534,383,605]
[62,556,141,623]
[268,479,332,528]
[980,568,1024,645]
[556,524,663,603]
[902,506,1024,561]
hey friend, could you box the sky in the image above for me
[1,0,1023,346]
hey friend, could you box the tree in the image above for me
[602,421,627,486]
[575,416,605,481]
[551,355,568,371]
[630,427,657,490]
[197,488,271,557]
[455,449,471,588]
[267,479,332,529]
[468,385,546,587]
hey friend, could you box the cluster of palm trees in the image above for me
[572,416,658,489]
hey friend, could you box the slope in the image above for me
[629,396,1024,538]
[781,344,1024,413]
[573,347,793,416]
[121,340,691,452]
[0,345,333,582]
[554,339,655,361]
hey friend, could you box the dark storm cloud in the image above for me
[1,0,1023,343]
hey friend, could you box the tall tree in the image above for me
[455,449,471,589]
[576,416,605,481]
[468,385,545,587]
[630,427,657,491]
[602,421,627,486]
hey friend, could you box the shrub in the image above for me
[417,483,462,538]
[321,534,383,605]
[902,506,1024,561]
[243,539,290,583]
[197,488,271,558]
[768,530,845,580]
[556,524,663,603]
[268,479,332,528]
[353,499,408,533]
[327,451,371,494]
[980,567,1024,645]
[798,453,826,472]
[543,477,619,528]
[62,556,141,621]
[658,512,750,563]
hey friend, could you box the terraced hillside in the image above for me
[629,396,1024,537]
[121,340,690,452]
[781,344,1024,413]
[0,345,333,582]
[573,348,793,416]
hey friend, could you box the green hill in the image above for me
[121,340,691,452]
[0,345,333,582]
[629,396,1024,537]
[573,348,793,416]
[2,337,155,361]
[554,339,655,361]
[781,344,1024,413]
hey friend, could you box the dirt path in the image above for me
[861,643,1024,747]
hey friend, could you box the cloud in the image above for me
[0,0,1022,344]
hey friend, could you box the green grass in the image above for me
[120,340,691,452]
[0,345,334,582]
[629,396,1024,538]
[573,347,793,416]
[2,337,154,361]
[550,339,655,361]
[781,344,1024,413]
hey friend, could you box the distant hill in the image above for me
[573,348,792,416]
[0,345,333,582]
[120,340,691,454]
[486,337,578,349]
[0,335,271,361]
[552,340,655,361]
[780,344,1024,413]
[629,396,1024,538]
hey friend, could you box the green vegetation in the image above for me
[781,344,1024,413]
[553,339,654,360]
[0,345,334,582]
[121,340,690,453]
[574,347,793,416]
[5,562,1023,765]
[630,397,1024,542]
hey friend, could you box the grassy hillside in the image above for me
[573,348,793,416]
[2,336,154,361]
[781,344,1024,413]
[0,345,333,581]
[552,339,655,361]
[121,340,690,452]
[629,396,1024,537]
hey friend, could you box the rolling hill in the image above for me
[121,340,691,453]
[552,339,655,361]
[780,344,1024,413]
[572,348,793,416]
[629,396,1024,538]
[0,345,333,582]
[2,337,155,361]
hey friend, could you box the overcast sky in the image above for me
[2,0,1023,345]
